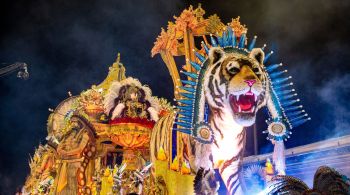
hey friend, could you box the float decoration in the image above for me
[22,4,314,194]
[150,4,311,193]
[23,54,173,194]
[175,22,310,144]
[151,4,310,143]
[24,144,58,194]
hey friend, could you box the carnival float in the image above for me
[22,5,350,195]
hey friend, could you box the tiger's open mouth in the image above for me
[229,91,258,113]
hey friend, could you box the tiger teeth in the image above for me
[254,95,257,102]
[236,95,239,101]
[238,105,241,112]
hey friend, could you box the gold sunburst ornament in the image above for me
[265,121,288,141]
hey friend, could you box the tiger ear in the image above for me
[249,48,265,64]
[209,47,225,64]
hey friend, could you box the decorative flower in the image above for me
[174,7,198,31]
[229,16,248,37]
[151,27,179,57]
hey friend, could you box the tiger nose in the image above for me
[245,79,256,87]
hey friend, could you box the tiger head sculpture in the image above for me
[204,47,268,127]
[172,26,308,144]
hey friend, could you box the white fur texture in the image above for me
[147,107,159,122]
[111,103,125,120]
[249,48,265,65]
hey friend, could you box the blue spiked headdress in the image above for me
[263,57,310,141]
[173,25,310,143]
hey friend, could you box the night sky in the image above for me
[1,0,350,194]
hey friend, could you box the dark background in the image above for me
[1,0,350,194]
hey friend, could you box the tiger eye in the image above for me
[252,67,260,73]
[228,67,240,74]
